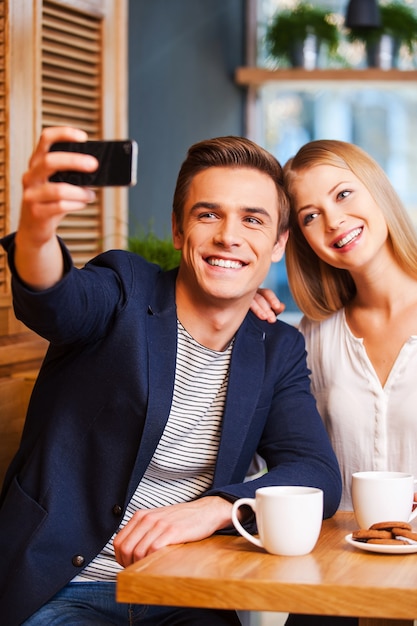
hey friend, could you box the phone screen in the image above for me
[49,140,138,187]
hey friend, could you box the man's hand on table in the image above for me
[113,496,234,567]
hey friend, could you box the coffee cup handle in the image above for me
[231,497,263,549]
[409,480,417,522]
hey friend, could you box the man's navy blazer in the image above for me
[0,236,341,625]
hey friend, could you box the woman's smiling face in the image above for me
[291,164,389,273]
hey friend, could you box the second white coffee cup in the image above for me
[231,485,323,556]
[351,471,417,529]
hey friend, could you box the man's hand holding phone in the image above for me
[49,138,138,187]
[16,127,103,290]
[16,126,138,290]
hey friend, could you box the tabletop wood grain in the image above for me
[117,511,417,625]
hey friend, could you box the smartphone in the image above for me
[49,139,138,187]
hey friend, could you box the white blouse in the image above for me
[300,309,417,510]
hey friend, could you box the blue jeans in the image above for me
[22,582,241,625]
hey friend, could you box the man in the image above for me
[0,127,341,625]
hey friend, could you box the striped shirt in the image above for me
[73,321,233,581]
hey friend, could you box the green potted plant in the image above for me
[128,230,181,270]
[346,1,417,68]
[265,2,340,68]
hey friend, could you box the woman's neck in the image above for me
[350,263,417,315]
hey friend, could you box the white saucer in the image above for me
[345,533,417,554]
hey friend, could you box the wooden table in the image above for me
[117,511,417,626]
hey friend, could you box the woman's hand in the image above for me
[250,288,285,323]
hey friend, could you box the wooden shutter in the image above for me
[41,0,103,266]
[0,0,7,294]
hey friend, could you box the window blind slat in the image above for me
[41,0,103,265]
[43,4,102,30]
[42,51,101,71]
[42,71,100,90]
[42,37,101,56]
[42,94,100,112]
[43,17,101,41]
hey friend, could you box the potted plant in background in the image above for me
[128,230,181,270]
[265,2,340,69]
[346,1,417,69]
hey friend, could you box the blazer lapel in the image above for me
[126,270,178,499]
[213,320,265,485]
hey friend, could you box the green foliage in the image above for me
[128,231,181,271]
[347,2,417,52]
[265,2,339,63]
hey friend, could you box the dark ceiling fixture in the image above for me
[345,0,381,28]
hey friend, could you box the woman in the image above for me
[282,139,417,509]
[278,140,417,626]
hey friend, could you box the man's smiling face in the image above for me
[172,166,287,306]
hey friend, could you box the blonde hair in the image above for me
[284,140,417,321]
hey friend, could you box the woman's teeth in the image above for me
[334,227,362,248]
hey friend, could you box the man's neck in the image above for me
[175,286,252,352]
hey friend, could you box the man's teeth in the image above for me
[334,227,362,248]
[207,258,242,269]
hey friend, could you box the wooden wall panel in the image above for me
[0,0,7,295]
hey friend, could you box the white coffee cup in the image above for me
[231,485,323,556]
[351,471,417,529]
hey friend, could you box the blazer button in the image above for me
[72,555,85,567]
[112,504,123,516]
